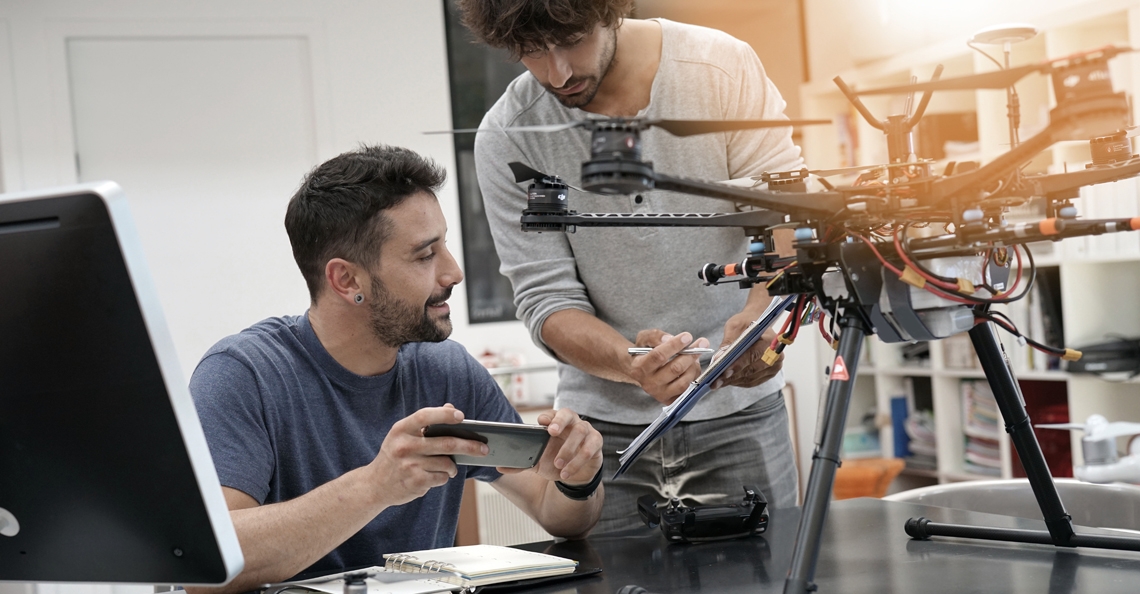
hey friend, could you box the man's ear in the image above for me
[324,258,369,306]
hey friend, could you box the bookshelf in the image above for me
[797,1,1140,489]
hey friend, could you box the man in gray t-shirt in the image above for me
[188,145,605,593]
[457,1,802,531]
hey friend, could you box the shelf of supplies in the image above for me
[485,363,558,376]
[900,466,939,479]
[875,367,934,377]
[939,368,1071,382]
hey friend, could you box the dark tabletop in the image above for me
[512,498,1140,594]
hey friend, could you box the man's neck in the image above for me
[581,19,662,118]
[308,302,399,377]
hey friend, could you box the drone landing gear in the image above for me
[903,322,1140,552]
[783,315,1140,594]
[785,313,868,594]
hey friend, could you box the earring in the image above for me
[354,294,364,304]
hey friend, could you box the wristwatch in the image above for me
[555,466,603,501]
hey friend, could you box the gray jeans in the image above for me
[586,393,799,534]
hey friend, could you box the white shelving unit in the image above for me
[798,1,1140,490]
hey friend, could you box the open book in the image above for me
[275,544,579,593]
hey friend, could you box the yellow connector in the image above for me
[778,335,795,346]
[1062,348,1082,361]
[900,266,926,289]
[761,348,780,366]
[831,339,839,350]
[957,277,975,295]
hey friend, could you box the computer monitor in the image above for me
[0,182,243,585]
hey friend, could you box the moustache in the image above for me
[426,287,452,308]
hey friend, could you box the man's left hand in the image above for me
[499,409,602,485]
[713,309,784,390]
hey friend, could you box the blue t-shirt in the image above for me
[189,313,521,576]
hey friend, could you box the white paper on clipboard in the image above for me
[613,294,798,478]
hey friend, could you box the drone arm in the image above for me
[652,172,843,219]
[906,65,944,128]
[833,76,885,131]
[520,211,788,229]
[928,125,1057,203]
[1007,158,1140,199]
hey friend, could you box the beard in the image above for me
[367,277,452,348]
[545,28,618,109]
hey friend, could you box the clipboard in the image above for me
[614,294,798,478]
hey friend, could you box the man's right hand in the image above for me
[369,404,489,507]
[628,330,709,405]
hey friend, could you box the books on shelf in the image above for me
[904,409,938,471]
[961,380,1002,477]
[283,544,580,594]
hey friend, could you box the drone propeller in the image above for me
[1038,414,1140,439]
[855,45,1135,96]
[508,161,592,193]
[642,118,831,137]
[427,117,830,137]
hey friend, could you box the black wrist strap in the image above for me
[555,466,603,501]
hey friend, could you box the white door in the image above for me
[68,36,317,378]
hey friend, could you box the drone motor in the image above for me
[520,174,575,233]
[1089,131,1137,167]
[580,120,657,195]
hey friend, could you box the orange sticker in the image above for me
[830,356,850,381]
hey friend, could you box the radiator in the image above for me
[474,479,553,546]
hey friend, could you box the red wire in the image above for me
[853,233,974,304]
[892,229,960,291]
[817,307,833,344]
[852,234,903,276]
[770,300,798,351]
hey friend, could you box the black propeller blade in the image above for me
[508,162,594,193]
[428,117,830,137]
[509,162,548,184]
[645,118,831,137]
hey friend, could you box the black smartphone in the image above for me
[422,419,551,468]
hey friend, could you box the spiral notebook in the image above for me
[277,544,579,593]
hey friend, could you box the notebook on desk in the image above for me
[273,544,581,594]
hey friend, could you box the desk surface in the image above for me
[515,498,1140,594]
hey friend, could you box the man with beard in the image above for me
[457,0,803,533]
[188,145,603,594]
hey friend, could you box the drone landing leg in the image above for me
[904,321,1140,552]
[784,315,868,594]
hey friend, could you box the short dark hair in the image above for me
[456,0,634,59]
[285,144,446,301]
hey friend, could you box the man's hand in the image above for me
[500,408,603,485]
[628,330,710,404]
[713,310,784,390]
[369,404,489,507]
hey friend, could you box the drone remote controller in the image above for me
[637,486,769,543]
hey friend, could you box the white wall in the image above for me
[0,0,548,383]
[804,0,1135,82]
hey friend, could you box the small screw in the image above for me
[172,548,184,558]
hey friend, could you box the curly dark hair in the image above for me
[284,144,446,301]
[456,0,634,58]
